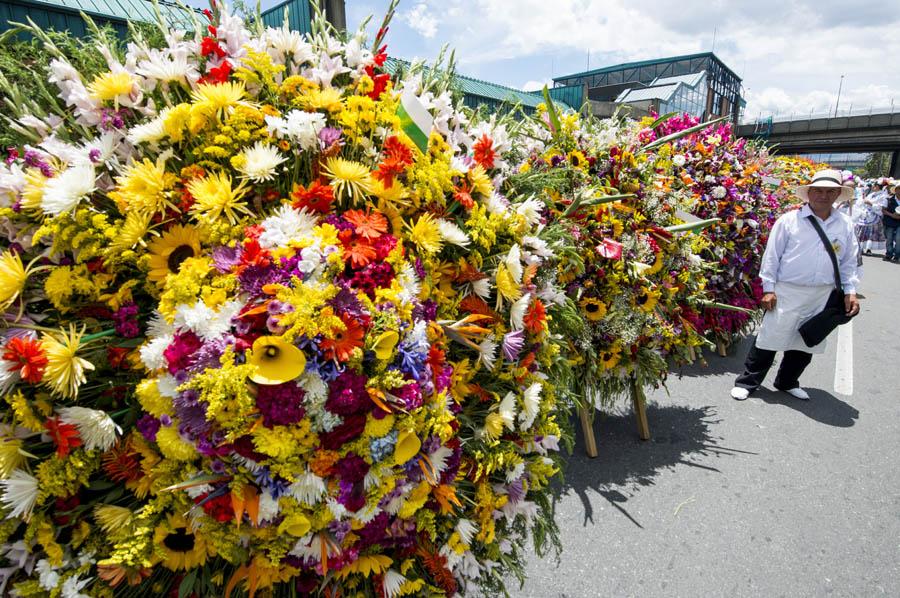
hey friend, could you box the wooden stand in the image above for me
[578,406,598,458]
[715,338,728,357]
[631,379,651,441]
[687,345,697,362]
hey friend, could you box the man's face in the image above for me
[807,186,841,209]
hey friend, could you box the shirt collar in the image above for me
[799,203,836,224]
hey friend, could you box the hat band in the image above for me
[810,176,842,186]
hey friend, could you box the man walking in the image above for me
[731,169,861,401]
[882,184,900,261]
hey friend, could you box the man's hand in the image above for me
[761,292,777,311]
[844,293,860,317]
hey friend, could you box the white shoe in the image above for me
[730,387,750,400]
[782,387,809,400]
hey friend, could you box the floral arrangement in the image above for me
[770,155,830,208]
[657,114,781,341]
[506,103,710,402]
[0,4,567,596]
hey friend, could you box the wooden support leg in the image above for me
[578,406,598,458]
[716,338,728,357]
[687,345,696,362]
[631,380,651,441]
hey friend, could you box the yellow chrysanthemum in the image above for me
[107,211,153,255]
[321,157,373,205]
[495,264,522,304]
[110,158,178,215]
[88,72,134,101]
[155,425,195,461]
[405,213,443,255]
[0,250,28,310]
[20,169,48,212]
[579,297,607,321]
[188,171,251,224]
[93,504,133,535]
[40,325,95,400]
[0,437,27,479]
[299,87,344,112]
[468,165,494,198]
[162,103,192,142]
[152,512,213,571]
[147,224,202,284]
[190,81,246,114]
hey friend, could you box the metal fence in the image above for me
[741,104,900,125]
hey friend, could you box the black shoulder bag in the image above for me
[797,215,855,347]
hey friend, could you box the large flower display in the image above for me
[507,104,710,401]
[0,5,566,596]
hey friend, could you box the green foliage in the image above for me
[859,152,891,178]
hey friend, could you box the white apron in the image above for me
[755,281,834,354]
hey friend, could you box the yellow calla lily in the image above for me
[372,330,399,360]
[248,336,306,385]
[277,513,311,537]
[393,430,421,465]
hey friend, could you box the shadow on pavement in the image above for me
[671,335,753,379]
[560,403,754,528]
[754,387,859,427]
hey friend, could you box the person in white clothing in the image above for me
[731,169,861,401]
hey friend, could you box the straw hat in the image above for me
[796,169,854,203]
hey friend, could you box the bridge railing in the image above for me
[741,104,900,125]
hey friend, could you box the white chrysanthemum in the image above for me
[36,559,59,590]
[470,278,490,299]
[58,406,121,451]
[60,573,90,598]
[510,293,531,331]
[0,366,19,395]
[428,445,453,475]
[136,50,195,86]
[258,205,317,249]
[156,374,180,398]
[477,334,497,370]
[436,218,471,247]
[672,154,686,167]
[505,244,523,284]
[523,235,553,258]
[0,469,38,520]
[265,110,326,150]
[711,185,727,199]
[383,570,408,598]
[289,471,326,506]
[396,263,421,302]
[485,191,509,215]
[456,518,479,546]
[505,462,526,484]
[518,382,542,431]
[498,391,516,431]
[174,300,215,334]
[145,311,174,337]
[139,335,172,371]
[41,165,95,216]
[326,497,348,520]
[515,197,544,228]
[127,111,167,144]
[182,482,213,499]
[237,141,287,182]
[175,299,242,341]
[450,155,471,174]
[264,26,315,65]
[257,492,280,523]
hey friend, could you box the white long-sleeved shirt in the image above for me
[759,204,860,294]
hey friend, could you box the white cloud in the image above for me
[521,79,552,92]
[402,3,438,39]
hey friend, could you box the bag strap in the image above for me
[805,215,843,294]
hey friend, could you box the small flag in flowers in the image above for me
[397,90,433,154]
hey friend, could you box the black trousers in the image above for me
[734,340,813,391]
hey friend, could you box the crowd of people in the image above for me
[844,176,900,261]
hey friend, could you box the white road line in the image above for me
[834,320,853,396]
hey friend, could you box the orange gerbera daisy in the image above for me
[45,416,82,458]
[472,134,496,170]
[2,336,48,383]
[344,208,388,240]
[291,179,334,213]
[342,233,377,268]
[320,315,365,362]
[523,299,547,335]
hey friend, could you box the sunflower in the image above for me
[321,157,373,204]
[579,297,607,321]
[147,225,201,284]
[153,513,213,571]
[598,346,621,370]
[633,287,661,313]
[188,170,252,224]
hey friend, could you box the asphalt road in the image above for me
[510,253,900,597]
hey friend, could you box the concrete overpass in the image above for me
[735,109,900,177]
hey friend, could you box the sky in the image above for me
[227,0,900,120]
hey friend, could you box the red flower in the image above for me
[200,36,226,58]
[45,417,82,458]
[454,183,475,210]
[199,60,231,84]
[597,238,623,260]
[291,180,335,213]
[373,136,414,188]
[523,299,546,335]
[344,208,389,240]
[320,315,365,362]
[364,64,391,100]
[195,491,234,523]
[2,336,48,383]
[341,231,377,268]
[472,134,496,170]
[106,346,131,370]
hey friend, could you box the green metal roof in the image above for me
[554,51,741,84]
[6,0,198,29]
[260,0,312,35]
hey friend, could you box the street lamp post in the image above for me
[834,75,844,117]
